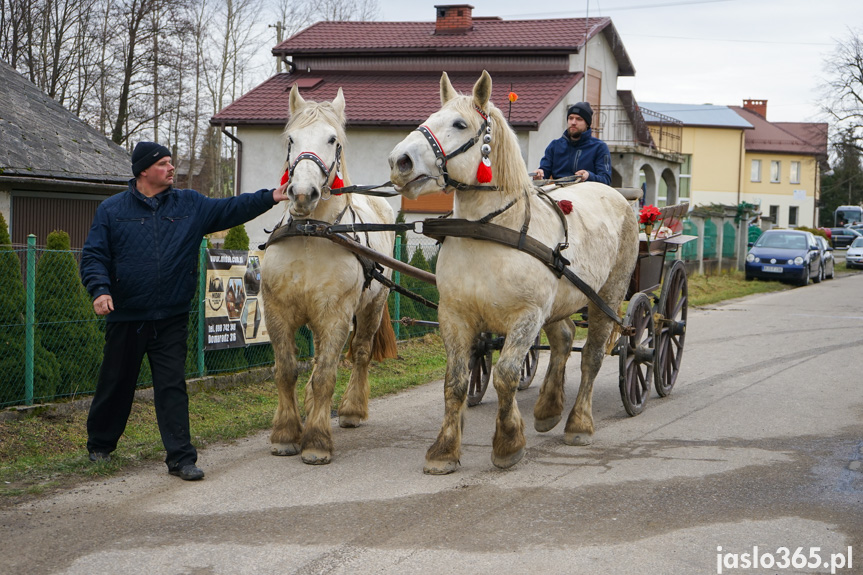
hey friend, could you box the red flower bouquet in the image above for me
[639,205,661,225]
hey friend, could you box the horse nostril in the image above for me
[310,188,320,202]
[396,154,413,174]
[287,184,295,198]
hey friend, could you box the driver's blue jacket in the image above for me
[539,129,612,184]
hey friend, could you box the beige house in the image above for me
[212,4,681,247]
[642,100,827,228]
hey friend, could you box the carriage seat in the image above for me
[615,187,643,202]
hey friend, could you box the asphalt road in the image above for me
[2,274,862,575]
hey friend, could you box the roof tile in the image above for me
[275,18,611,53]
[211,71,583,128]
[730,106,827,156]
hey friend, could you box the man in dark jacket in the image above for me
[80,141,288,481]
[533,102,612,185]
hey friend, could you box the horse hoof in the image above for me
[534,415,561,433]
[492,448,525,469]
[270,443,300,456]
[423,459,459,475]
[339,415,362,428]
[564,432,593,446]
[301,450,332,465]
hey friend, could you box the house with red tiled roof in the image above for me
[212,4,683,246]
[732,100,828,228]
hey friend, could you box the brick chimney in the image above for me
[434,4,474,34]
[743,99,767,118]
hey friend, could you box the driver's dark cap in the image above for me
[567,102,593,127]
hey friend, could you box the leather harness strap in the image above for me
[421,218,626,328]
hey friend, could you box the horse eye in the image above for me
[453,120,468,130]
[328,136,337,145]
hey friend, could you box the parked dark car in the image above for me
[829,227,862,249]
[814,235,834,280]
[745,229,822,286]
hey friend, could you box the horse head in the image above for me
[283,85,349,218]
[388,70,532,201]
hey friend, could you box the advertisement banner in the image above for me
[204,249,269,350]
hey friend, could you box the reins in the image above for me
[264,183,624,328]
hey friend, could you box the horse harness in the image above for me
[416,105,498,192]
[261,206,439,311]
[284,138,342,196]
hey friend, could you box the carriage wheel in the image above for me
[517,335,541,390]
[654,260,688,397]
[618,292,655,416]
[468,333,494,407]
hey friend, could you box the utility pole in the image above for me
[269,22,284,73]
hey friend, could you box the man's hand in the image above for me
[575,170,589,181]
[273,181,289,202]
[533,168,545,180]
[93,294,114,316]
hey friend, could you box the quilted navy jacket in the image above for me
[538,129,612,185]
[80,180,277,322]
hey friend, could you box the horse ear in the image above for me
[332,87,346,118]
[289,84,306,116]
[472,70,492,110]
[440,72,457,105]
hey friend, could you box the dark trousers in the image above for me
[87,313,197,470]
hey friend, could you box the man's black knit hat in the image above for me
[567,102,593,127]
[131,141,171,177]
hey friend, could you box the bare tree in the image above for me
[823,28,863,153]
[110,0,159,145]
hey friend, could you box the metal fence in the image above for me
[1,236,440,409]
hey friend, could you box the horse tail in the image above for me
[371,305,398,361]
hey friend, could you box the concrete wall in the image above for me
[683,126,745,198]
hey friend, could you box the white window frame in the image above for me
[770,160,781,183]
[750,159,761,182]
[790,161,801,184]
[679,154,691,199]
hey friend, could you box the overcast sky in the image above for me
[373,0,862,123]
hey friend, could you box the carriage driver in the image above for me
[80,141,289,481]
[533,101,612,185]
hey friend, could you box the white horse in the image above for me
[388,71,639,474]
[262,86,396,465]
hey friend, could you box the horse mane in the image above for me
[282,98,351,185]
[448,93,534,193]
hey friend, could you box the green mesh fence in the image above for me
[390,237,440,340]
[0,237,438,408]
[722,221,737,258]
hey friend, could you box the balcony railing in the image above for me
[593,103,682,155]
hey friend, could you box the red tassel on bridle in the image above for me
[331,170,344,190]
[280,169,290,186]
[476,157,492,183]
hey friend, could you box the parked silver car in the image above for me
[845,236,863,269]
[814,236,834,279]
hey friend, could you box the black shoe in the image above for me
[89,451,111,463]
[169,464,205,481]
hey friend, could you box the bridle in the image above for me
[283,138,343,198]
[415,105,499,191]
